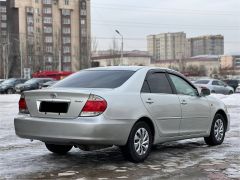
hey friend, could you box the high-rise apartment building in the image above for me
[188,35,224,57]
[6,0,90,77]
[147,32,187,61]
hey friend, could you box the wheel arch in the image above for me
[215,109,228,130]
[133,116,156,144]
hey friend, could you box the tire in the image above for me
[204,114,226,146]
[7,88,14,94]
[229,90,233,95]
[45,143,72,155]
[120,121,153,163]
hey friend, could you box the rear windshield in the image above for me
[194,80,210,84]
[53,70,135,88]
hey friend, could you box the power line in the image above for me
[93,22,239,31]
[92,4,240,17]
[92,20,239,30]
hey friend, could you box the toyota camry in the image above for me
[14,66,230,162]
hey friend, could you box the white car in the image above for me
[235,84,240,93]
[14,66,230,162]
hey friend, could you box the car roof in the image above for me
[87,66,179,73]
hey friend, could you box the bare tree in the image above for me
[109,37,120,66]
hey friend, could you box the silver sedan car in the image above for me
[194,79,234,95]
[14,66,230,162]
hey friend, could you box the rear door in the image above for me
[141,71,181,137]
[168,74,211,135]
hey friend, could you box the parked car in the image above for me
[194,79,234,95]
[235,84,240,93]
[223,79,239,92]
[0,79,5,85]
[15,78,54,93]
[0,78,27,94]
[41,80,58,88]
[14,66,230,162]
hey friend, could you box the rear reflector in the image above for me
[19,95,29,114]
[80,94,107,117]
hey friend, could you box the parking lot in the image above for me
[0,94,240,179]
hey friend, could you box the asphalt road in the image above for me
[0,95,240,180]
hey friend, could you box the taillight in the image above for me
[19,95,29,114]
[80,94,107,117]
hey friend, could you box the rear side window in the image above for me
[53,70,135,88]
[144,73,173,94]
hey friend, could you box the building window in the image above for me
[80,10,87,16]
[46,46,53,53]
[63,37,71,44]
[63,56,71,63]
[43,7,52,14]
[63,46,70,53]
[63,18,70,24]
[44,26,52,33]
[43,0,52,4]
[27,26,34,33]
[45,36,53,43]
[35,8,40,15]
[81,1,86,9]
[81,19,85,25]
[64,0,69,5]
[27,16,34,24]
[81,28,87,37]
[43,17,52,24]
[44,56,53,63]
[62,9,70,16]
[0,7,6,13]
[1,15,6,21]
[26,7,34,14]
[62,27,71,34]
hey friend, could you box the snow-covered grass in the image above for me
[0,94,20,103]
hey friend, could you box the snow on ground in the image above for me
[0,94,240,179]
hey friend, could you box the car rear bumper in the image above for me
[14,115,134,146]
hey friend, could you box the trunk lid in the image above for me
[24,88,93,119]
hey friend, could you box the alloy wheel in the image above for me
[134,128,149,156]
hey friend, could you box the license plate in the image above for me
[39,101,69,113]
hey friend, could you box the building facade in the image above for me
[188,35,224,57]
[152,56,220,77]
[0,1,7,78]
[91,54,151,67]
[6,0,91,78]
[147,32,187,61]
[220,54,240,75]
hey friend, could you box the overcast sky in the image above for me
[91,0,240,54]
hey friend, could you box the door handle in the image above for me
[181,100,187,105]
[146,98,154,104]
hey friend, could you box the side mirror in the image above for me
[201,88,210,96]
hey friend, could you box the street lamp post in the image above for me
[115,30,123,65]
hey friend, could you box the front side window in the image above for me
[212,80,220,86]
[143,73,172,94]
[169,74,197,96]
